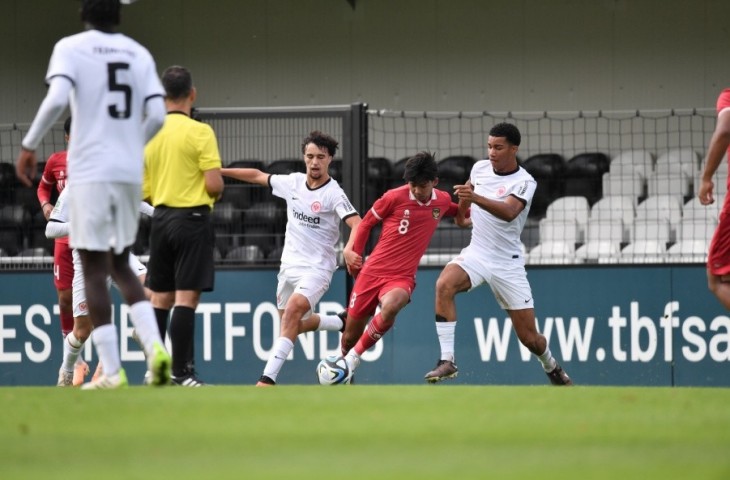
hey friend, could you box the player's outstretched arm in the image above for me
[220,167,269,186]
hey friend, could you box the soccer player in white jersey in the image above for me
[424,122,573,386]
[221,131,362,386]
[47,188,153,387]
[15,0,170,389]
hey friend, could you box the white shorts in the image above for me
[68,183,141,254]
[449,245,534,310]
[276,266,332,319]
[72,249,147,317]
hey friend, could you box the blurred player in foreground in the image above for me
[221,131,361,386]
[47,188,154,386]
[424,123,573,386]
[698,88,730,309]
[15,0,170,389]
[339,152,468,379]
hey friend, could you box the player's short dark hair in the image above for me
[161,66,193,101]
[63,117,72,136]
[403,151,438,184]
[301,131,339,157]
[489,122,521,146]
[80,0,120,27]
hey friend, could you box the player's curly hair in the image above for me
[302,131,339,157]
[80,0,121,27]
[403,151,438,184]
[161,66,193,101]
[489,122,521,146]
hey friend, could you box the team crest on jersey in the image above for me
[496,185,507,197]
[311,201,322,213]
[432,208,440,219]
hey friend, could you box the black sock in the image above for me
[154,307,170,339]
[168,306,196,376]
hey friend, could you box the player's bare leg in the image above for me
[509,308,572,386]
[426,264,469,383]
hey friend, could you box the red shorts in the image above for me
[53,240,73,290]
[708,202,730,276]
[347,272,415,319]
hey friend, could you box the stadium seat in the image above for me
[665,240,708,263]
[655,149,701,179]
[590,195,636,242]
[544,196,590,243]
[520,153,566,219]
[538,218,580,246]
[563,152,610,205]
[585,217,625,244]
[631,218,672,248]
[618,240,667,263]
[602,172,646,205]
[646,171,692,201]
[609,150,655,180]
[635,195,683,242]
[575,240,622,264]
[527,241,576,265]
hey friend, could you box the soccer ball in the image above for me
[316,355,351,385]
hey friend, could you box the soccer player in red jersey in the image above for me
[699,88,730,308]
[36,117,89,385]
[339,151,470,377]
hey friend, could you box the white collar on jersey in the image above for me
[408,188,436,206]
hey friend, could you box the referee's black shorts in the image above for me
[146,205,215,292]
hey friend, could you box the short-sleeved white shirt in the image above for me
[46,29,164,185]
[270,173,358,273]
[469,160,536,262]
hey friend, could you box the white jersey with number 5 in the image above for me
[46,29,164,186]
[270,173,358,273]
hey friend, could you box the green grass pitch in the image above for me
[1,385,729,479]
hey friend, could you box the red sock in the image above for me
[60,309,74,337]
[354,313,393,356]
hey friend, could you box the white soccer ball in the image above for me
[316,355,351,385]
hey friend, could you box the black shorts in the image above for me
[146,205,215,292]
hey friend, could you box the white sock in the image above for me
[91,324,121,376]
[262,337,295,382]
[316,314,343,331]
[537,346,557,372]
[128,300,163,357]
[61,332,83,372]
[436,321,456,362]
[344,350,361,373]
